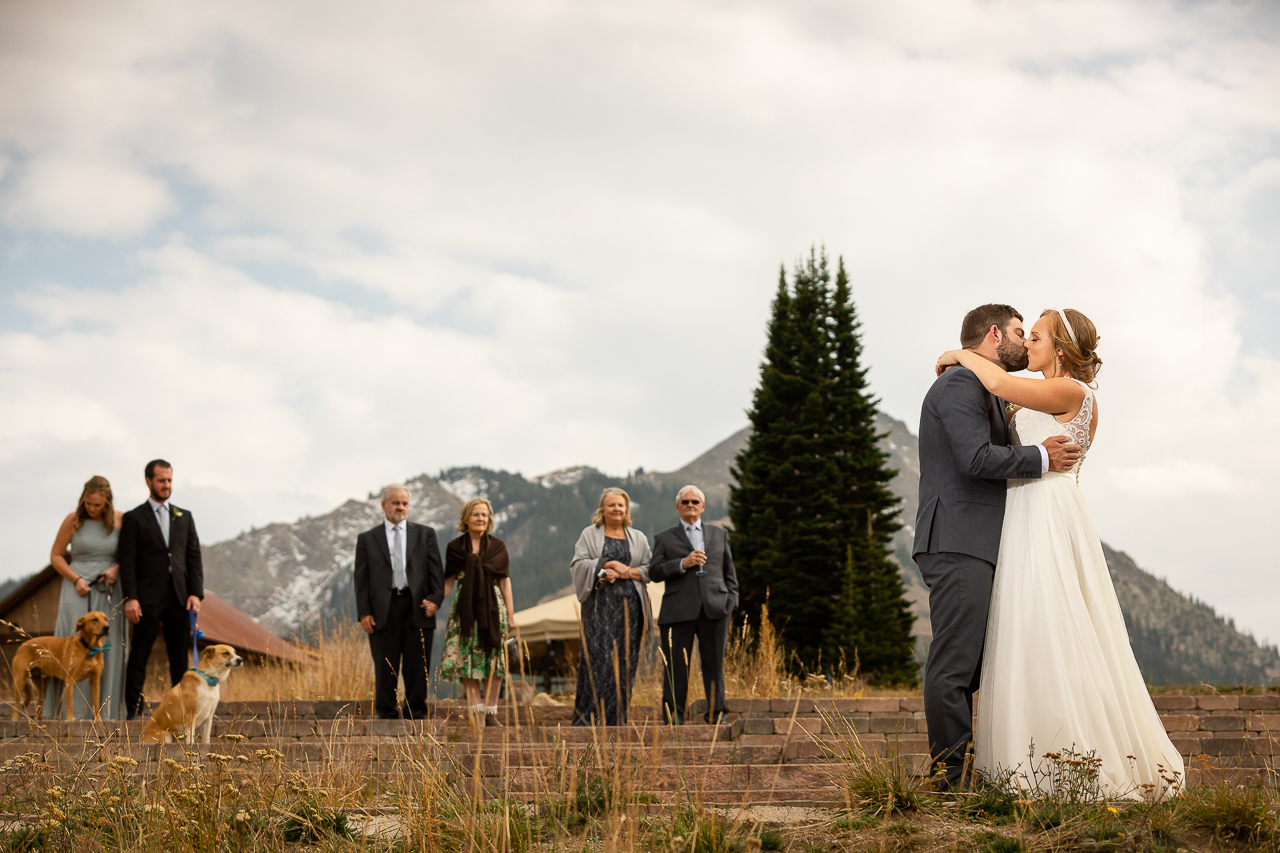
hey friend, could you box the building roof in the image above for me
[0,566,310,663]
[196,590,312,663]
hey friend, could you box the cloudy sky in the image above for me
[2,0,1278,643]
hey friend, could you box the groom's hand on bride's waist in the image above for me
[1043,436,1082,472]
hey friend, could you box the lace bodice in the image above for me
[1010,379,1095,479]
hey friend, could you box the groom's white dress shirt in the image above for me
[147,496,170,549]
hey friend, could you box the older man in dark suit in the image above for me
[354,484,444,720]
[915,303,1080,789]
[648,485,738,725]
[118,459,204,719]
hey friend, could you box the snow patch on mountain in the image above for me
[439,473,488,502]
[535,466,592,488]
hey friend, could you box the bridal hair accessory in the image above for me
[1051,308,1079,348]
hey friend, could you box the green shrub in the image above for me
[279,801,352,842]
[834,813,877,831]
[958,784,1018,824]
[838,747,928,817]
[661,806,742,853]
[971,831,1025,853]
[758,828,785,850]
[1183,780,1277,843]
[1026,802,1064,830]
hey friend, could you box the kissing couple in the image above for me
[915,304,1183,799]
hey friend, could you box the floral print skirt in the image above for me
[439,581,508,682]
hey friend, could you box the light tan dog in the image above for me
[10,611,112,721]
[140,644,243,744]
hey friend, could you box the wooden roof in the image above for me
[0,566,311,663]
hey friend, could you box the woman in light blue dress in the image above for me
[43,476,128,720]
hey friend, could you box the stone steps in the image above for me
[3,695,1275,806]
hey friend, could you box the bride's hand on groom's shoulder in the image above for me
[935,350,961,377]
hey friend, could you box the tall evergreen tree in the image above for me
[824,259,917,684]
[731,249,918,683]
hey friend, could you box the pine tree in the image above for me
[730,250,842,672]
[824,259,917,684]
[731,249,919,683]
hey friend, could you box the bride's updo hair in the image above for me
[1040,309,1102,384]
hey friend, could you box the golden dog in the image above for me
[10,611,111,721]
[141,644,243,744]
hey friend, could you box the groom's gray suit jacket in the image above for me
[913,366,1042,565]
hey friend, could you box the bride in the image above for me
[936,308,1183,800]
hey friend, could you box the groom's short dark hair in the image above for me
[145,459,172,479]
[961,304,1022,348]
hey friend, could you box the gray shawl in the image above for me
[569,524,652,623]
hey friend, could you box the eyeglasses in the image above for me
[679,500,703,506]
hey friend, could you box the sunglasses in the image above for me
[679,499,703,506]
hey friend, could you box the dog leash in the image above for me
[189,610,204,668]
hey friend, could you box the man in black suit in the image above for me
[648,485,739,725]
[354,484,444,720]
[119,459,204,719]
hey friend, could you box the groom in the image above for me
[914,304,1080,790]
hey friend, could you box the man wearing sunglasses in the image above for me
[647,485,739,725]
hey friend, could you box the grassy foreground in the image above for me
[1,729,1277,852]
[3,610,1278,850]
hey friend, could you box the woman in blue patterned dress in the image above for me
[569,488,652,726]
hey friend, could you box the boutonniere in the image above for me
[1005,402,1015,415]
[172,508,183,518]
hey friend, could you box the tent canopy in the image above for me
[513,582,665,642]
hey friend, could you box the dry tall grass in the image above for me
[213,605,917,704]
[0,716,775,852]
[2,700,1273,853]
[215,622,373,703]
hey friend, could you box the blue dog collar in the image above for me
[189,667,219,687]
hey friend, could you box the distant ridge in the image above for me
[200,413,1280,686]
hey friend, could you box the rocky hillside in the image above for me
[1105,544,1280,685]
[200,413,1280,686]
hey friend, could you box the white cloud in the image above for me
[1,157,175,238]
[0,0,1278,644]
[1109,461,1247,498]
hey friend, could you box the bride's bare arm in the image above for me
[937,349,1084,415]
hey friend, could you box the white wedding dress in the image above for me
[974,380,1184,799]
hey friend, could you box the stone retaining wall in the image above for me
[700,695,1280,775]
[1,694,1274,775]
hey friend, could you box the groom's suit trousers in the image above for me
[918,551,994,786]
